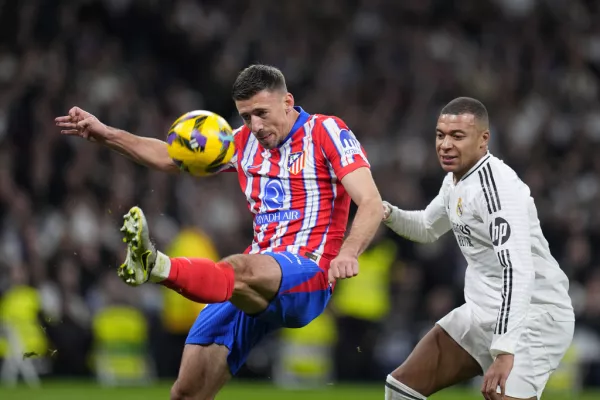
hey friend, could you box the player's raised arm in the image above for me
[382,178,452,243]
[55,107,179,173]
[476,167,534,358]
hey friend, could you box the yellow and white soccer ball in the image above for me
[166,110,235,177]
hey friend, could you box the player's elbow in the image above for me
[365,195,384,212]
[423,220,450,243]
[357,193,383,217]
[424,232,442,243]
[410,231,439,244]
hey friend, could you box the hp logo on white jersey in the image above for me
[489,217,511,246]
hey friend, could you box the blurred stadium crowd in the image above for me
[1,0,600,391]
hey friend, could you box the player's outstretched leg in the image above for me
[117,205,237,301]
[385,325,482,399]
[117,206,283,315]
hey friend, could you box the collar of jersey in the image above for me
[459,151,491,182]
[277,106,310,148]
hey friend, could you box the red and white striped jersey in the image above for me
[222,106,369,269]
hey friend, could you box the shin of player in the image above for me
[154,256,234,304]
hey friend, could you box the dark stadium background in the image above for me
[0,0,599,398]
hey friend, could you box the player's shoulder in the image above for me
[309,114,350,134]
[232,124,252,146]
[487,154,528,190]
[440,172,454,190]
[311,113,347,124]
[435,173,455,201]
[465,153,529,196]
[232,125,248,137]
[309,114,360,153]
[442,172,453,185]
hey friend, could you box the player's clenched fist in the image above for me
[55,107,109,142]
[328,251,359,283]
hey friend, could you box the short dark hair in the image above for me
[231,64,287,101]
[441,97,489,127]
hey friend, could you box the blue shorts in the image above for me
[185,251,332,374]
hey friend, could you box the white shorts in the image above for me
[437,303,574,399]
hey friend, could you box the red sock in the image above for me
[161,258,235,303]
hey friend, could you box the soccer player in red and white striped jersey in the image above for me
[56,64,383,400]
[226,103,369,267]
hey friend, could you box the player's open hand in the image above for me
[328,251,359,283]
[482,354,514,400]
[55,107,109,142]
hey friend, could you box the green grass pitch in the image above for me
[0,381,595,400]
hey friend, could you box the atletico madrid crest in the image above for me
[287,151,306,175]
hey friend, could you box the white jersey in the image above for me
[384,152,574,357]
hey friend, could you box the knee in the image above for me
[221,254,254,290]
[170,381,211,400]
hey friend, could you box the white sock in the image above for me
[385,375,427,400]
[149,251,171,282]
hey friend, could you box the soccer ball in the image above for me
[166,110,235,177]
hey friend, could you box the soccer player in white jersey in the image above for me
[382,97,574,400]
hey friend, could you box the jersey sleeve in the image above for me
[473,164,534,358]
[318,116,370,181]
[383,176,451,242]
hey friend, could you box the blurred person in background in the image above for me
[382,98,574,400]
[55,64,383,399]
[575,269,600,387]
[273,310,337,389]
[40,256,92,377]
[332,225,398,382]
[0,266,47,386]
[158,227,219,378]
[91,272,153,386]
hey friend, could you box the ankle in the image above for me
[149,251,171,282]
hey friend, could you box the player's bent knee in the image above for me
[222,254,253,291]
[222,254,268,286]
[222,254,281,292]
